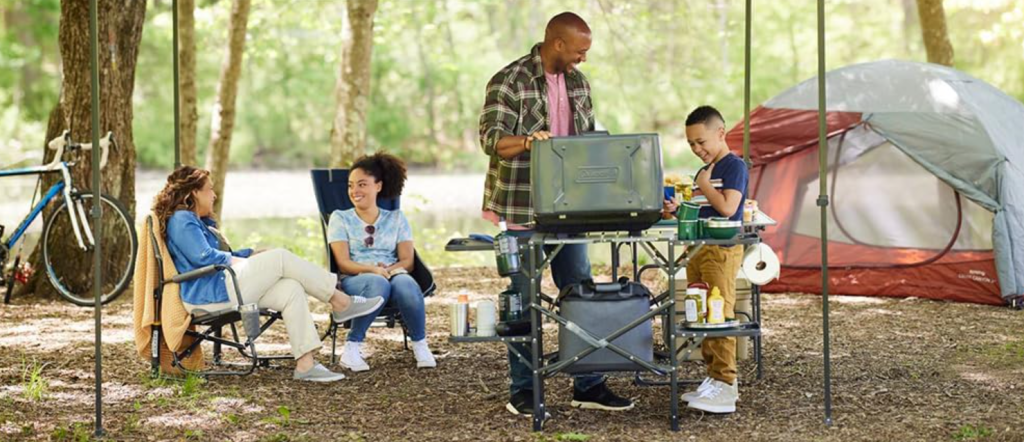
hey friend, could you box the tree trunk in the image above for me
[178,0,199,166]
[916,0,954,66]
[329,0,379,168]
[204,0,251,219]
[19,0,146,300]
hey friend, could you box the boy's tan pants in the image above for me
[686,244,744,384]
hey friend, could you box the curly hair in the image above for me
[350,152,407,199]
[152,166,211,234]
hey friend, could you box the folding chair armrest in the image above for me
[168,264,246,307]
[170,264,225,283]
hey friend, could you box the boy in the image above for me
[681,105,748,414]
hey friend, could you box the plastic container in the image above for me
[499,289,523,322]
[707,287,725,324]
[683,287,704,323]
[493,219,521,276]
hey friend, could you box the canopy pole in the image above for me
[88,0,104,437]
[173,0,181,169]
[816,0,833,427]
[742,0,752,167]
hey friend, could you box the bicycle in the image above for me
[0,130,137,306]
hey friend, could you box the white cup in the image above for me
[475,300,497,337]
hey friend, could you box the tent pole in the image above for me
[173,0,181,169]
[88,0,104,437]
[816,0,833,427]
[742,0,752,167]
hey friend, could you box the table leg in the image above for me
[754,283,763,380]
[668,241,680,431]
[528,240,546,431]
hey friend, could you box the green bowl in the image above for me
[706,218,741,239]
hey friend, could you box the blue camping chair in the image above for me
[310,169,436,361]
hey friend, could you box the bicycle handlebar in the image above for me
[45,130,113,170]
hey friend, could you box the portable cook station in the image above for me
[447,133,775,431]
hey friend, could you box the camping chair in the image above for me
[310,169,436,362]
[145,215,289,376]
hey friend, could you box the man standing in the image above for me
[478,12,633,416]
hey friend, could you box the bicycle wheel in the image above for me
[42,192,137,306]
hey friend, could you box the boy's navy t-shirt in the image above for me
[696,153,749,222]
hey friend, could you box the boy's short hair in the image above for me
[685,105,726,127]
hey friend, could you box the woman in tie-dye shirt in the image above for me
[327,152,435,372]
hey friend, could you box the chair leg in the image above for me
[213,326,223,365]
[330,323,339,365]
[402,323,410,351]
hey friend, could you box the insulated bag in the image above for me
[557,278,654,373]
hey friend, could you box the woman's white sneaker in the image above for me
[339,341,369,372]
[411,340,436,368]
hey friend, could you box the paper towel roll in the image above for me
[475,300,497,337]
[741,243,780,286]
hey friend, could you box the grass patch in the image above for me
[952,424,993,440]
[178,373,205,399]
[122,401,142,434]
[263,405,292,428]
[536,433,591,442]
[50,421,93,442]
[20,357,49,402]
[970,339,1024,369]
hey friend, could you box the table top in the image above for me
[444,212,775,252]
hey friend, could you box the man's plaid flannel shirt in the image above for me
[478,43,596,227]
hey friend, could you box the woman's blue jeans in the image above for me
[505,230,605,396]
[341,273,426,342]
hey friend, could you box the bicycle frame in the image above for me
[1,161,93,254]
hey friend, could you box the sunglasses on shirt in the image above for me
[364,225,375,247]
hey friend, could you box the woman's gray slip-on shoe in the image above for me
[293,363,346,382]
[332,296,385,324]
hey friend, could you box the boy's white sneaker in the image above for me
[339,342,369,372]
[681,377,713,403]
[411,340,436,368]
[687,379,738,414]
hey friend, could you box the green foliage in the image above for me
[952,424,993,441]
[971,338,1024,369]
[233,217,325,266]
[258,433,291,442]
[122,401,142,434]
[20,357,48,402]
[178,372,205,399]
[49,421,92,442]
[2,0,1023,173]
[262,405,294,428]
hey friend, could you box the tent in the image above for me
[726,59,1024,306]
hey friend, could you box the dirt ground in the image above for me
[1,266,1022,442]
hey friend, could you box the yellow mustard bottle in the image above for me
[707,286,726,324]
